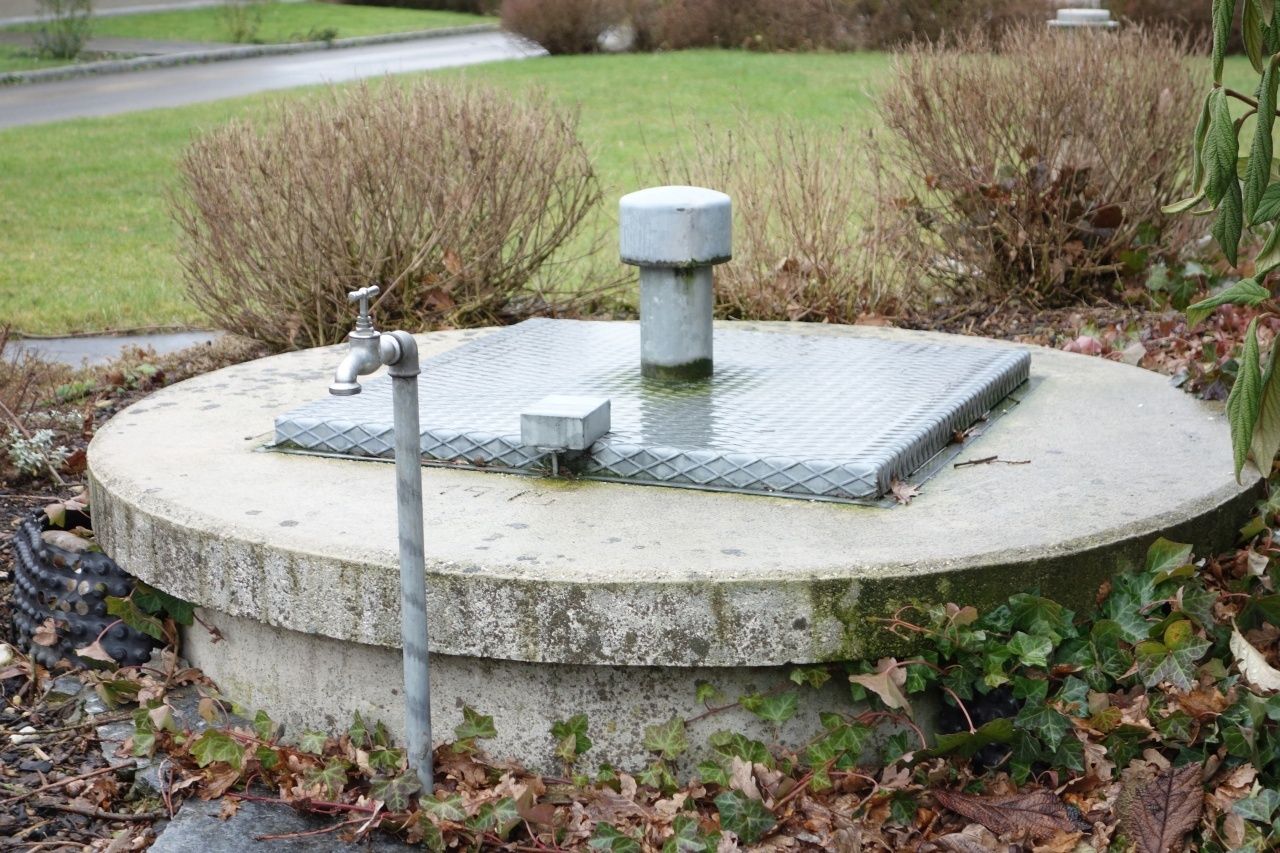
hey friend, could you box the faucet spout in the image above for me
[329,285,385,396]
[330,332,382,395]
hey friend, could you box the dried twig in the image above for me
[0,764,119,806]
[32,798,163,822]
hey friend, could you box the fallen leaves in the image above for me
[932,789,1078,841]
[1121,764,1203,853]
[890,480,921,505]
[1229,622,1280,692]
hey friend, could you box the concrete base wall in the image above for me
[185,606,900,775]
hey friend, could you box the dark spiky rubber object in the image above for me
[11,508,158,668]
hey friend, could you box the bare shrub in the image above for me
[847,0,1048,48]
[171,80,601,351]
[500,0,622,54]
[874,25,1203,309]
[651,121,907,323]
[0,329,76,484]
[630,0,856,52]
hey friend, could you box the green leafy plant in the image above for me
[1165,0,1280,480]
[33,0,92,59]
[218,0,266,43]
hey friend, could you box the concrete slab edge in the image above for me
[0,22,501,87]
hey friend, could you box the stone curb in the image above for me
[0,22,501,86]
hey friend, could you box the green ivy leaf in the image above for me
[131,581,195,626]
[1230,318,1265,481]
[255,745,280,770]
[923,717,1014,760]
[1014,703,1070,751]
[368,748,403,773]
[348,711,369,748]
[643,717,688,760]
[252,710,276,742]
[697,759,730,787]
[105,596,165,642]
[1234,788,1280,822]
[551,714,592,765]
[369,771,421,812]
[637,759,677,792]
[468,797,520,840]
[454,706,497,742]
[298,730,327,755]
[714,791,776,844]
[304,758,350,799]
[740,691,799,725]
[694,681,721,705]
[708,730,773,766]
[1009,730,1042,785]
[663,814,717,853]
[190,729,245,770]
[1090,620,1134,679]
[1146,538,1195,577]
[418,819,445,853]
[1008,594,1073,643]
[131,728,156,757]
[1136,630,1212,692]
[789,666,831,689]
[420,793,466,822]
[589,823,642,852]
[1007,632,1053,668]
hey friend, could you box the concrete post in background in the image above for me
[619,185,731,381]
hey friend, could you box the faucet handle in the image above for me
[347,285,381,329]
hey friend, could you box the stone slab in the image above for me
[88,322,1259,671]
[150,794,414,852]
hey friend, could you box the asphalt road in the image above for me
[0,30,543,129]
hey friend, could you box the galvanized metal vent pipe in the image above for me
[620,186,731,381]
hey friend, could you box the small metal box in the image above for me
[520,395,612,451]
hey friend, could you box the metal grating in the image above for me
[273,319,1030,502]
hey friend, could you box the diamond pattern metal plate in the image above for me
[273,319,1030,502]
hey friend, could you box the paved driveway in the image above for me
[0,30,542,129]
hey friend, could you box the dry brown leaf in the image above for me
[933,788,1077,840]
[891,480,921,505]
[218,797,241,820]
[1123,763,1203,853]
[927,822,1001,852]
[74,639,114,664]
[1230,623,1280,692]
[31,617,59,647]
[850,658,911,715]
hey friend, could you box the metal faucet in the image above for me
[329,285,384,396]
[328,285,434,794]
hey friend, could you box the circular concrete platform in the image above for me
[87,322,1258,769]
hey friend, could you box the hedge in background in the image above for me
[171,80,600,351]
[875,25,1202,308]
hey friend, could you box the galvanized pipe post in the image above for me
[380,330,433,794]
[619,186,732,381]
[328,293,433,794]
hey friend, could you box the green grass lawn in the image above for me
[82,1,487,44]
[0,51,1257,335]
[0,50,889,334]
[0,43,82,73]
